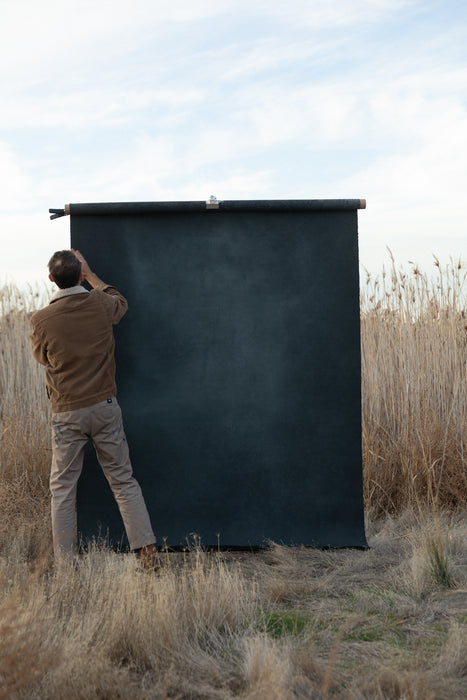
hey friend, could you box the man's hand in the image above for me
[71,249,106,289]
[72,249,91,277]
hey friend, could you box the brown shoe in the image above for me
[136,543,163,571]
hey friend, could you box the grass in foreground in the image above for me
[0,491,466,699]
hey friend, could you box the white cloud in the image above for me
[220,0,412,29]
[345,115,467,272]
[149,170,276,202]
[0,87,205,130]
[1,211,69,287]
[0,0,226,80]
[0,0,412,88]
[219,38,339,82]
[0,143,32,210]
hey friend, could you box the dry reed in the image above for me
[361,252,466,516]
[0,283,51,481]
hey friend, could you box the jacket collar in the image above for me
[50,285,89,303]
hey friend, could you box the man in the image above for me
[30,249,159,567]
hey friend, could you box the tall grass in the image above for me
[361,252,466,516]
[0,283,51,481]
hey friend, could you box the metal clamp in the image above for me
[206,195,220,210]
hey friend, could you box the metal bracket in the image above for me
[206,195,220,210]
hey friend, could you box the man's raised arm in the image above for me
[72,249,128,323]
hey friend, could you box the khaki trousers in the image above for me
[50,397,155,557]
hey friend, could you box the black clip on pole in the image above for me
[49,208,66,220]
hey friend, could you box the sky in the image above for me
[1,0,466,286]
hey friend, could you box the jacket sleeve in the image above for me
[98,285,129,324]
[29,323,49,366]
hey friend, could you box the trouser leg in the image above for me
[50,412,88,558]
[90,399,155,551]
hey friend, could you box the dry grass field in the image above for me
[0,257,466,699]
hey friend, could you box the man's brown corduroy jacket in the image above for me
[30,284,128,413]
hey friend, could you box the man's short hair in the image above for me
[48,250,82,289]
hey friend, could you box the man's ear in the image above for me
[48,273,54,283]
[79,270,85,283]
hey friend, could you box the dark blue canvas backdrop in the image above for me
[69,201,367,548]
